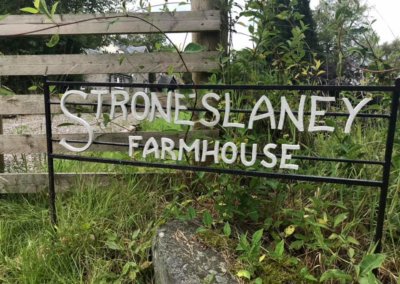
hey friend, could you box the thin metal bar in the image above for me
[374,78,400,253]
[52,101,391,119]
[50,154,383,188]
[46,81,396,92]
[52,139,385,166]
[0,115,4,173]
[43,77,57,226]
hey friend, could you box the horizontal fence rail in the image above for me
[0,11,221,36]
[0,130,219,154]
[0,52,219,76]
[0,95,47,115]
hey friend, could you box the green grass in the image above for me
[138,112,191,132]
[54,152,136,173]
[0,175,177,283]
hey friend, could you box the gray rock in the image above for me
[152,220,238,284]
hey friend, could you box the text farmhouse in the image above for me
[59,90,371,170]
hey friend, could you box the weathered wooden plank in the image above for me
[0,95,46,115]
[0,91,204,115]
[0,52,219,75]
[0,94,98,115]
[0,130,219,154]
[0,11,221,36]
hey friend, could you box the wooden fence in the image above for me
[0,1,223,193]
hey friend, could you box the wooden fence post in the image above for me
[191,0,228,84]
[191,0,228,133]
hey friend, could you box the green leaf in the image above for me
[20,7,39,14]
[284,225,295,237]
[34,0,40,9]
[184,42,205,53]
[347,236,360,246]
[319,269,352,282]
[196,226,207,234]
[276,11,289,20]
[252,229,263,244]
[300,267,318,282]
[334,213,348,228]
[51,1,59,16]
[254,277,263,284]
[248,25,254,34]
[359,273,378,284]
[187,206,196,220]
[167,65,175,75]
[40,0,51,18]
[46,34,59,48]
[103,113,111,126]
[105,240,123,250]
[274,240,284,257]
[131,229,140,240]
[304,274,318,282]
[28,85,38,91]
[223,222,231,237]
[122,262,137,275]
[202,211,213,228]
[122,263,131,275]
[237,233,250,251]
[359,254,386,275]
[118,55,126,65]
[348,247,355,259]
[81,222,91,230]
[0,86,15,96]
[289,240,304,250]
[236,269,251,280]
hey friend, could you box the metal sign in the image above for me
[43,77,400,253]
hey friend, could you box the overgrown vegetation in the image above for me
[1,0,400,283]
[0,175,181,283]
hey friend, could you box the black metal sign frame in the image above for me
[43,77,400,253]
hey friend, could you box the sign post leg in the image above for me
[374,78,400,253]
[43,77,57,226]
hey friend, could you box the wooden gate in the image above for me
[0,2,223,193]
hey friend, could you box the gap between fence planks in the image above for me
[0,52,219,76]
[0,130,219,154]
[0,11,221,36]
